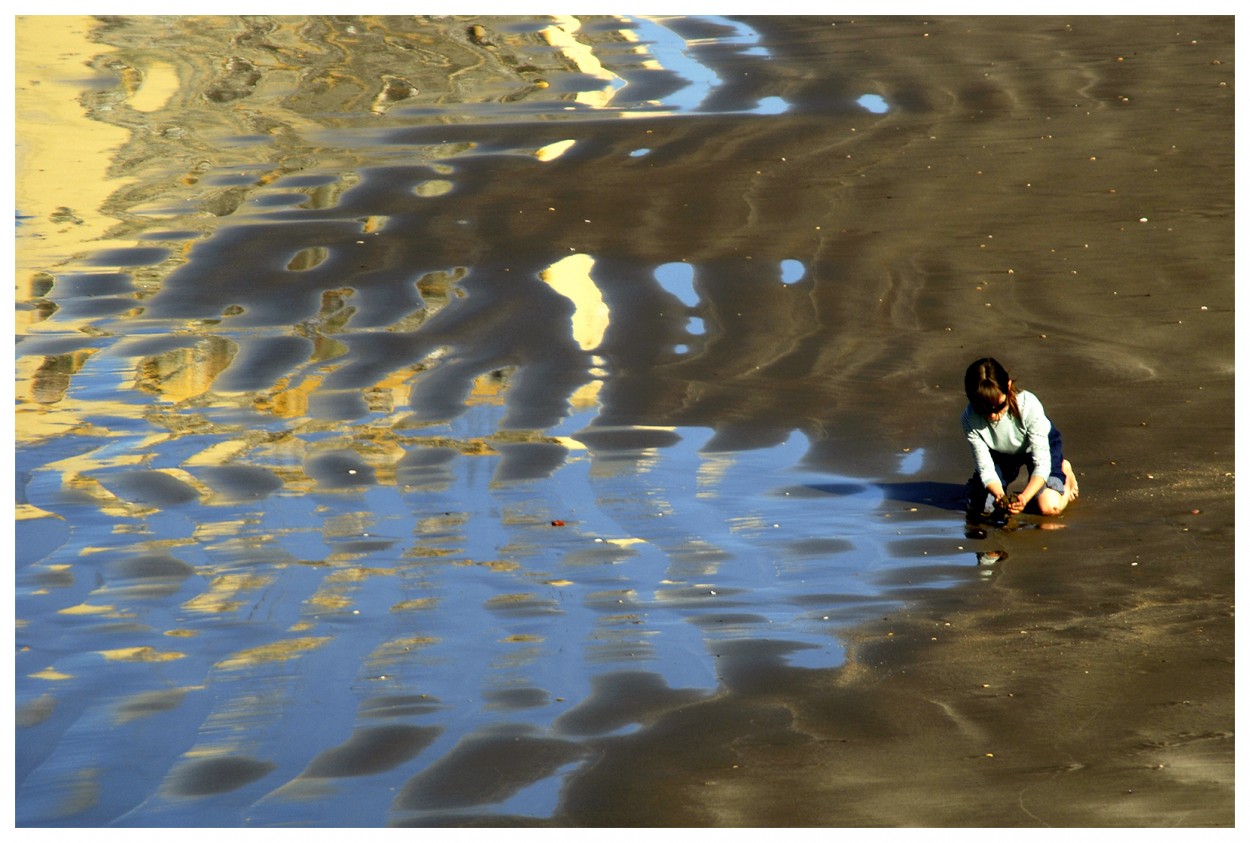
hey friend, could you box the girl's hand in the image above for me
[997,493,1024,514]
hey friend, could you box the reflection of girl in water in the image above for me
[962,357,1079,519]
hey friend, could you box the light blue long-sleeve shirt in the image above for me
[961,389,1052,488]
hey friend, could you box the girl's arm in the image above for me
[962,409,1001,490]
[1008,475,1046,513]
[1020,393,1053,484]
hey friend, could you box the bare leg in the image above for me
[1037,460,1079,516]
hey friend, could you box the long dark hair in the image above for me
[964,357,1020,420]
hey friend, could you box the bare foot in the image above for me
[1062,459,1079,500]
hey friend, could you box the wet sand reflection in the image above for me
[15,14,1233,827]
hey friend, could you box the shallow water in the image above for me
[15,15,1234,827]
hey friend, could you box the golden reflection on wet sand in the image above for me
[15,17,133,271]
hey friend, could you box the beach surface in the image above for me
[14,15,1234,826]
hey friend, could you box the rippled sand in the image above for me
[15,15,1233,826]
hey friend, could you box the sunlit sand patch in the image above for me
[618,23,664,71]
[534,139,576,161]
[128,60,180,113]
[265,776,338,803]
[57,603,126,617]
[319,509,379,538]
[14,288,57,337]
[132,336,237,403]
[215,636,332,670]
[81,538,194,560]
[15,353,117,443]
[605,537,646,548]
[468,371,508,406]
[44,452,148,505]
[486,593,544,608]
[367,635,439,667]
[37,562,73,576]
[390,598,438,613]
[182,573,273,615]
[97,646,185,663]
[286,245,329,271]
[541,16,625,109]
[365,365,429,416]
[260,372,324,419]
[478,559,522,573]
[325,566,393,583]
[305,593,354,611]
[542,14,675,118]
[586,587,639,606]
[19,347,98,405]
[400,545,462,563]
[182,438,254,467]
[572,355,610,407]
[192,532,301,570]
[59,468,204,518]
[29,667,74,681]
[540,254,609,353]
[415,511,468,533]
[322,548,377,567]
[15,17,133,270]
[370,72,417,114]
[304,566,394,612]
[16,504,62,521]
[413,179,454,197]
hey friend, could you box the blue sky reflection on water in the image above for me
[161,405,966,822]
[633,16,788,115]
[780,258,806,285]
[18,250,980,822]
[857,93,890,114]
[654,260,700,307]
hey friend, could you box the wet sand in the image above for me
[14,15,1234,826]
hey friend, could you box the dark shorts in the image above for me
[965,426,1066,516]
